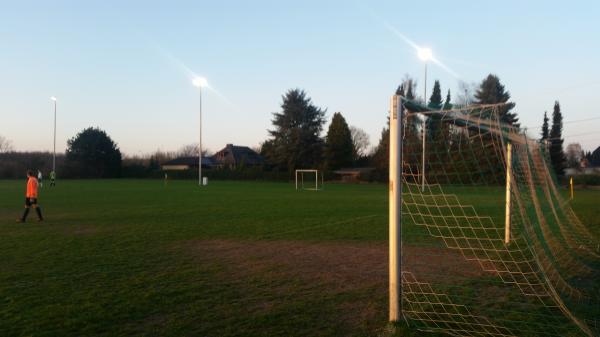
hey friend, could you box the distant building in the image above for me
[212,144,264,169]
[565,167,600,176]
[161,157,214,171]
[333,167,375,182]
[581,157,589,169]
[161,144,264,171]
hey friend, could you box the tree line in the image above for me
[257,74,524,180]
[258,73,587,181]
[1,73,589,180]
[0,127,226,179]
[537,101,600,177]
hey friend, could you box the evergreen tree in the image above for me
[590,146,600,167]
[371,126,390,178]
[474,74,519,127]
[325,112,354,170]
[405,78,416,100]
[65,127,122,178]
[442,90,452,110]
[549,101,566,176]
[540,111,549,142]
[427,86,452,173]
[584,150,593,165]
[426,80,443,147]
[428,80,443,109]
[266,89,326,174]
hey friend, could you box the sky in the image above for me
[1,0,599,156]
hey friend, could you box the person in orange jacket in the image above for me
[17,170,44,223]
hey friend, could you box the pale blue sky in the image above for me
[1,0,599,155]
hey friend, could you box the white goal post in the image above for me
[295,169,324,191]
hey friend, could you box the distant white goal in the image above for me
[295,169,324,191]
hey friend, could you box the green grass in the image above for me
[0,180,598,337]
[571,188,600,239]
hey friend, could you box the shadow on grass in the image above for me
[380,321,447,337]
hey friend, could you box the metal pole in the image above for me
[422,62,427,192]
[389,95,402,322]
[421,122,426,192]
[424,62,427,107]
[505,143,512,244]
[53,100,57,176]
[198,87,202,186]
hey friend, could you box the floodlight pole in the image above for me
[422,61,428,192]
[504,143,512,244]
[198,86,203,187]
[389,95,403,322]
[52,98,57,177]
[423,61,428,108]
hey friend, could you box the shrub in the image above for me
[571,174,600,186]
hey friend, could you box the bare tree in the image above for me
[457,81,477,106]
[178,143,198,157]
[0,135,14,153]
[565,143,583,168]
[350,126,370,161]
[149,149,177,165]
[177,143,212,157]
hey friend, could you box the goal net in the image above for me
[390,96,600,337]
[295,169,324,191]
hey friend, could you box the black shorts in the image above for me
[25,198,38,206]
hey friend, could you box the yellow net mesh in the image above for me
[399,101,599,337]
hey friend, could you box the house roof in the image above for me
[214,144,264,165]
[162,144,264,168]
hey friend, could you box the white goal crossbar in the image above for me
[295,169,324,191]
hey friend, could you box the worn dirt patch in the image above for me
[184,240,388,335]
[186,240,492,286]
[179,239,494,335]
[190,240,387,290]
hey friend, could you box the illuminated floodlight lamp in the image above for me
[192,77,208,88]
[418,47,433,62]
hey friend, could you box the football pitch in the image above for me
[0,180,598,337]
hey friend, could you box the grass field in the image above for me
[0,180,598,337]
